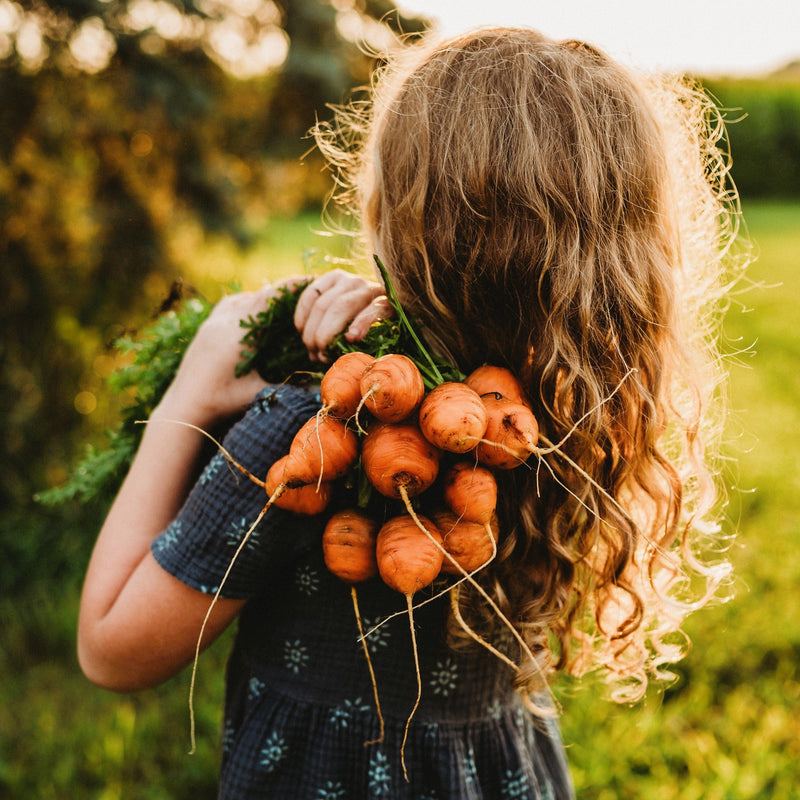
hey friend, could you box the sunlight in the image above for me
[205,17,288,78]
[16,14,47,69]
[69,17,116,73]
[125,0,190,40]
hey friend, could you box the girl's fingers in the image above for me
[346,296,392,342]
[293,270,345,331]
[304,285,378,360]
[295,271,386,360]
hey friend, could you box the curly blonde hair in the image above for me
[316,27,746,702]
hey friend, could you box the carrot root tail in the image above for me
[187,483,284,753]
[449,585,519,672]
[401,593,421,783]
[351,585,385,746]
[140,418,265,488]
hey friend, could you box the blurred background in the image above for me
[1,1,798,797]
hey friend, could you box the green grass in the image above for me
[2,202,798,798]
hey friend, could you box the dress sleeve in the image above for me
[151,384,323,599]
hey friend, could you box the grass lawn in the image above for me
[1,201,797,799]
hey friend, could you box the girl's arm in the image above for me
[78,273,387,691]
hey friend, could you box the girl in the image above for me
[78,26,742,799]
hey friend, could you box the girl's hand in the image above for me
[156,279,305,428]
[294,269,391,362]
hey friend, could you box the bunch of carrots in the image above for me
[187,259,587,774]
[203,349,544,775]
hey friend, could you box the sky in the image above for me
[397,0,800,77]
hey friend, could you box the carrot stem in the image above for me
[373,255,446,388]
[351,585,385,745]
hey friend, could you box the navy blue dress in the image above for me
[152,385,575,800]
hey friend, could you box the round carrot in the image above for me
[418,382,489,453]
[433,510,498,574]
[442,461,498,525]
[361,421,440,499]
[465,365,526,404]
[265,455,332,514]
[322,509,379,584]
[358,353,425,424]
[476,395,539,469]
[376,514,443,595]
[289,414,359,483]
[320,352,375,420]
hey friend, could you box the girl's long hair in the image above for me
[316,27,747,702]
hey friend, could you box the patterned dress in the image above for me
[152,384,575,800]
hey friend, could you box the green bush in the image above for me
[704,77,800,199]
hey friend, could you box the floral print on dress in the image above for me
[295,563,320,596]
[367,750,392,796]
[429,656,458,696]
[462,747,479,788]
[361,616,391,654]
[221,719,235,756]
[283,639,309,674]
[248,676,266,701]
[226,516,260,550]
[328,697,371,728]
[501,767,531,799]
[259,731,288,774]
[315,781,347,799]
[199,451,226,485]
[486,698,504,720]
[152,519,181,555]
[151,386,575,800]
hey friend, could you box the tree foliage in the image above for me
[0,0,428,584]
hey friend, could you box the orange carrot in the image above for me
[432,510,498,574]
[465,364,526,404]
[265,456,332,515]
[376,513,443,780]
[322,509,379,584]
[376,514,443,595]
[323,509,385,744]
[442,461,498,525]
[320,352,375,420]
[418,382,488,453]
[289,414,359,483]
[476,395,539,469]
[361,421,440,499]
[358,353,425,424]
